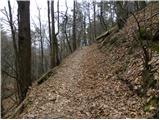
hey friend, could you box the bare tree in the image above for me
[93,1,96,40]
[36,5,44,73]
[7,1,19,91]
[50,1,56,68]
[99,1,107,31]
[55,0,60,65]
[64,0,72,53]
[47,0,52,68]
[83,13,87,46]
[87,2,92,45]
[72,0,77,51]
[8,1,18,60]
[17,1,31,102]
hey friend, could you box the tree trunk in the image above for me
[55,0,60,65]
[83,15,87,46]
[115,1,127,29]
[99,1,107,31]
[8,0,20,99]
[51,1,56,68]
[110,2,114,26]
[72,0,76,51]
[17,1,31,102]
[47,1,52,68]
[93,1,97,40]
[37,7,44,74]
[64,0,72,53]
[87,3,92,45]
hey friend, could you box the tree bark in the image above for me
[116,1,127,29]
[37,7,44,73]
[72,0,76,51]
[87,2,92,45]
[47,1,52,68]
[55,0,60,65]
[99,1,107,31]
[83,15,87,46]
[64,0,72,53]
[50,1,56,68]
[17,1,31,102]
[8,1,20,99]
[93,1,97,40]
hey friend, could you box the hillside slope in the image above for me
[13,44,150,118]
[7,2,158,119]
[97,2,159,118]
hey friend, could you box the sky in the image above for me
[0,0,103,35]
[0,0,103,32]
[0,0,75,32]
[0,0,89,48]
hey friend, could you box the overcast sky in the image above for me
[0,0,76,31]
[0,0,101,33]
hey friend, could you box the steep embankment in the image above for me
[97,2,159,118]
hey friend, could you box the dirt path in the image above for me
[19,44,146,119]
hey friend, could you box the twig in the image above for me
[2,69,17,79]
[7,98,28,119]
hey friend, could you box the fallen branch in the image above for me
[6,98,28,119]
[5,68,56,118]
[96,26,118,41]
[36,66,58,85]
[2,91,16,100]
[3,104,18,118]
[96,31,110,41]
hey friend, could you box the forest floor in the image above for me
[11,3,158,118]
[18,44,148,119]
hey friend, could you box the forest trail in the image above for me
[19,44,146,119]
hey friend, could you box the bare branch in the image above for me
[2,69,17,79]
[2,57,17,74]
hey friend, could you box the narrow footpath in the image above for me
[19,44,146,119]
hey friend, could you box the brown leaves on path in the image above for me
[18,44,149,119]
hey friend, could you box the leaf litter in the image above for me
[17,43,157,119]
